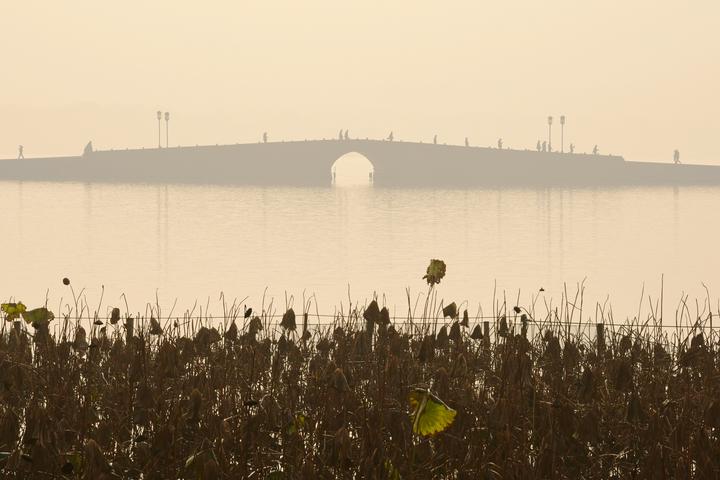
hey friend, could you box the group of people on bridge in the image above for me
[536,140,577,154]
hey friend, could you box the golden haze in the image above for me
[1,1,718,163]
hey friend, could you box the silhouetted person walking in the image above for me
[338,129,344,141]
[497,138,503,149]
[541,141,547,152]
[569,143,575,153]
[465,137,469,147]
[673,149,681,164]
[17,145,24,160]
[536,140,541,152]
[592,145,599,155]
[387,131,394,142]
[433,135,437,145]
[263,132,268,143]
[344,130,349,141]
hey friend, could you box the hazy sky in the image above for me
[1,1,719,163]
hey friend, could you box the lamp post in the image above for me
[547,116,553,152]
[156,111,162,148]
[560,115,565,153]
[165,112,170,148]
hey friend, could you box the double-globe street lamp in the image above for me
[156,111,171,148]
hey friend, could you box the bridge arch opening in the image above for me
[331,152,374,186]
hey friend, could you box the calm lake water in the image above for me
[2,180,719,320]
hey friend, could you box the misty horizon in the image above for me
[2,1,719,164]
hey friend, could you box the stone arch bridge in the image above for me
[1,139,719,187]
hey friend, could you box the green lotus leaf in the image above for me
[408,388,456,436]
[1,302,27,321]
[21,307,54,326]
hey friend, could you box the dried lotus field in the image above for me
[1,281,720,478]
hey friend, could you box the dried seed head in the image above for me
[619,335,632,354]
[316,338,332,355]
[691,332,705,349]
[442,302,458,319]
[543,330,554,342]
[449,321,461,343]
[73,327,88,351]
[333,326,346,343]
[149,317,163,335]
[379,307,391,326]
[614,359,633,392]
[248,316,263,336]
[281,308,297,331]
[419,334,435,363]
[277,334,289,356]
[363,300,381,325]
[436,326,449,348]
[498,316,508,337]
[224,322,238,343]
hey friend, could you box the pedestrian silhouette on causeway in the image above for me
[17,145,24,160]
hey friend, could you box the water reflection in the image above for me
[1,181,719,318]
